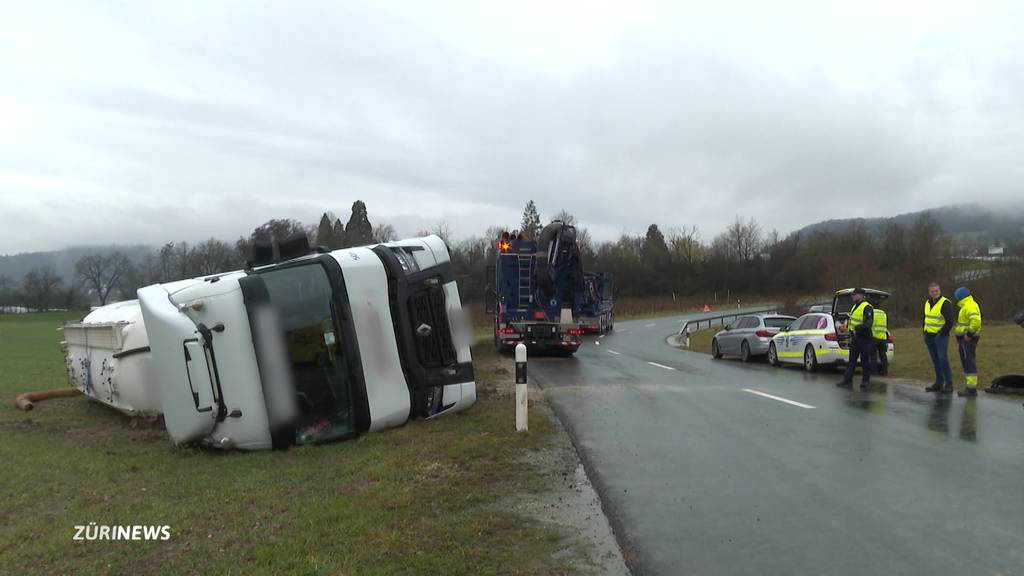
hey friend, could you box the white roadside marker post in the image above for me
[515,343,528,431]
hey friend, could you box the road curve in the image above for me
[529,311,1024,576]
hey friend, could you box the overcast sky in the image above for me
[2,0,1023,254]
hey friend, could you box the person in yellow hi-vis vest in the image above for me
[953,287,982,397]
[837,288,874,390]
[872,306,889,376]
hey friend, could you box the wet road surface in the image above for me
[529,312,1024,576]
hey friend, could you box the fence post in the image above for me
[515,343,528,432]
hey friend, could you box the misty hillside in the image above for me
[0,245,153,282]
[792,202,1024,247]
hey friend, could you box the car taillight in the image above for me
[498,328,518,335]
[566,329,583,336]
[824,332,838,341]
[755,329,772,338]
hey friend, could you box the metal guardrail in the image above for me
[677,306,780,338]
[676,301,831,348]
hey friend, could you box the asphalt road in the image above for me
[529,311,1024,576]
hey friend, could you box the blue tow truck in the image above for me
[578,272,614,334]
[486,221,584,355]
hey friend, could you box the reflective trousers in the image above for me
[957,335,979,388]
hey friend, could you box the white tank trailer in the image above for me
[61,235,476,450]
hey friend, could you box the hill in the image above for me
[0,245,154,282]
[793,202,1024,248]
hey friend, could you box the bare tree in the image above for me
[158,242,176,281]
[21,267,63,311]
[431,221,454,247]
[718,216,763,262]
[192,238,237,276]
[668,225,703,265]
[372,222,398,243]
[550,210,577,225]
[0,274,13,312]
[75,252,132,305]
[174,242,193,278]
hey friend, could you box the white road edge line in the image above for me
[742,388,815,409]
[644,323,657,328]
[608,350,621,355]
[647,361,675,371]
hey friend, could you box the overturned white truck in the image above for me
[62,235,476,450]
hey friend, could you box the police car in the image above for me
[767,288,894,372]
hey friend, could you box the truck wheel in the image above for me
[740,341,751,363]
[804,345,819,372]
[768,343,780,366]
[712,339,722,359]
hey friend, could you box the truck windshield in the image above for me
[259,263,355,444]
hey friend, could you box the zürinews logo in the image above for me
[73,524,171,541]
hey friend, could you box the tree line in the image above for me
[3,199,1021,324]
[0,201,392,311]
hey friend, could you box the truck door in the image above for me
[138,285,220,444]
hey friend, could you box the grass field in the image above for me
[681,323,1024,389]
[0,313,573,575]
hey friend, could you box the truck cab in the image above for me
[70,234,476,450]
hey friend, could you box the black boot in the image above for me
[941,384,954,394]
[925,382,942,392]
[958,387,977,398]
[859,381,871,391]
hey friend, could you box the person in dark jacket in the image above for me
[837,288,875,390]
[923,283,956,394]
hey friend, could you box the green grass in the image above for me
[681,323,1024,390]
[886,325,1024,387]
[0,313,570,575]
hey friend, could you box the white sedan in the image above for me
[767,312,894,372]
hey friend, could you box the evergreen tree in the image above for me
[344,200,374,247]
[520,200,542,239]
[316,212,336,248]
[642,224,670,266]
[332,218,346,249]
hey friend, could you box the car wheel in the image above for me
[712,338,722,359]
[804,345,818,372]
[768,342,780,366]
[740,341,751,363]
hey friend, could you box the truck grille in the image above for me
[409,287,456,368]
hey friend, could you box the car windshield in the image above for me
[259,263,355,444]
[764,317,794,328]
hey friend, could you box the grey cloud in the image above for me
[2,1,1023,254]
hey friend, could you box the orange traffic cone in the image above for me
[703,304,711,313]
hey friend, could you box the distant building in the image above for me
[988,244,1005,257]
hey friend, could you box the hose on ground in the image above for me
[14,388,81,411]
